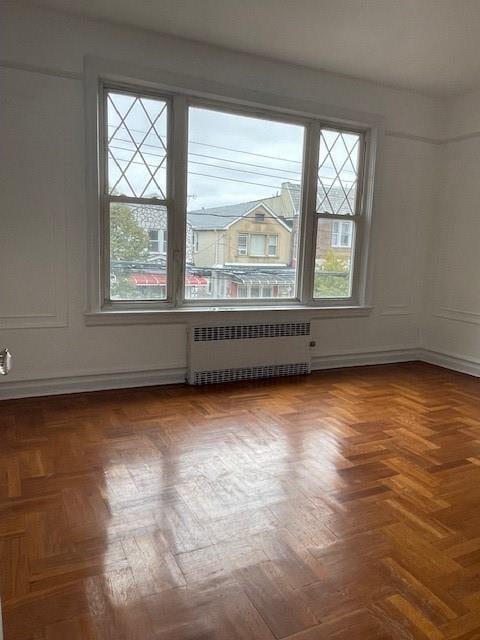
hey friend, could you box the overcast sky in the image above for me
[107,92,359,212]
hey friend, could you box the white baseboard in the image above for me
[0,367,186,400]
[312,347,420,371]
[418,348,480,378]
[2,348,479,401]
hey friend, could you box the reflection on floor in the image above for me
[1,362,480,639]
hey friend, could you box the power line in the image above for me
[187,151,303,176]
[107,131,354,181]
[108,150,303,192]
[110,132,304,176]
[107,123,304,165]
[108,144,302,184]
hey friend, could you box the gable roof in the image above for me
[188,200,261,230]
[189,200,291,231]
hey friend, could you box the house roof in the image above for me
[188,182,354,231]
[317,183,356,215]
[188,200,262,230]
[189,200,291,231]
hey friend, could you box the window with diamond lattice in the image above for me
[317,130,360,216]
[314,129,363,300]
[94,80,372,309]
[107,92,168,199]
[105,89,170,302]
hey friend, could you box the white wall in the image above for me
[0,3,443,397]
[422,89,480,372]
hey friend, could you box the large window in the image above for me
[97,85,370,310]
[185,106,304,301]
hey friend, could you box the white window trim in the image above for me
[85,56,381,321]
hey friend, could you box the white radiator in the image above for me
[187,322,312,385]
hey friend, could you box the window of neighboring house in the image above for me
[237,233,248,256]
[267,235,278,256]
[250,285,261,298]
[238,284,248,297]
[148,229,167,253]
[94,83,372,310]
[148,230,159,252]
[331,221,353,248]
[262,286,273,297]
[250,234,267,257]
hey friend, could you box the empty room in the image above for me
[2,1,480,638]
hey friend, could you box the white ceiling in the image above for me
[29,0,480,97]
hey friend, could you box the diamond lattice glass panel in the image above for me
[313,218,354,298]
[109,202,167,301]
[317,129,361,215]
[107,91,168,199]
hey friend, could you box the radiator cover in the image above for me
[187,322,311,385]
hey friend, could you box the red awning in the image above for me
[129,273,166,286]
[186,275,209,285]
[129,273,207,286]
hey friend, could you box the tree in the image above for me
[109,204,150,300]
[314,248,349,298]
[110,204,149,261]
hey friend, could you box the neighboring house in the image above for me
[118,183,353,300]
[188,201,292,268]
[117,203,207,299]
[188,190,296,299]
[130,203,194,264]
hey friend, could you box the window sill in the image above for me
[84,305,372,326]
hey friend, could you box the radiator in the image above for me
[187,322,311,385]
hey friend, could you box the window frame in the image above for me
[100,85,175,305]
[249,233,267,257]
[85,59,379,318]
[331,220,353,249]
[237,233,248,256]
[148,229,159,253]
[267,234,278,257]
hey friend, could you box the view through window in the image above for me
[101,88,366,306]
[185,107,305,301]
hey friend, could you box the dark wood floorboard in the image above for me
[1,362,480,639]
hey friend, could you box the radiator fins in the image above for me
[193,322,310,342]
[192,363,310,385]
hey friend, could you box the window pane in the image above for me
[237,233,248,255]
[109,203,167,300]
[317,129,361,215]
[250,234,266,256]
[148,229,159,252]
[106,91,168,199]
[185,106,305,301]
[314,218,354,299]
[268,235,278,256]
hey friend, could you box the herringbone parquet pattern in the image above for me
[2,362,480,639]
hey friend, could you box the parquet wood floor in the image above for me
[2,362,480,639]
